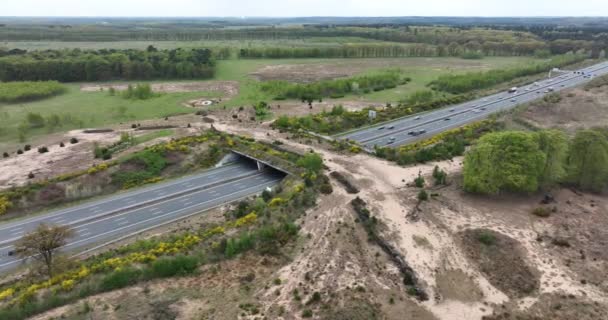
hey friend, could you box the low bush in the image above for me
[531,207,551,218]
[476,231,497,246]
[100,268,142,292]
[417,190,429,201]
[37,147,49,154]
[149,255,199,278]
[414,173,425,188]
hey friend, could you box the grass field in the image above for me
[213,56,544,106]
[0,84,199,145]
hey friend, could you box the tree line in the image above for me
[261,71,409,101]
[3,24,602,57]
[0,46,214,82]
[428,54,587,94]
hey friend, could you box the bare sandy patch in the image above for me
[250,58,509,83]
[516,87,608,134]
[80,81,239,97]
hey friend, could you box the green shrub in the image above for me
[432,166,447,185]
[100,268,142,291]
[476,231,496,246]
[461,52,484,59]
[414,173,425,188]
[149,255,199,278]
[417,190,429,201]
[122,84,157,100]
[531,207,551,218]
[111,150,167,187]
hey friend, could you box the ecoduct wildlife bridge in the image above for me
[229,149,294,175]
[0,150,290,274]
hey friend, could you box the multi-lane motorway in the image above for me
[339,60,608,149]
[0,160,284,273]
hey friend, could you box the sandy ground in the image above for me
[515,87,608,134]
[250,58,512,83]
[80,81,239,97]
[213,120,608,320]
[0,116,204,191]
[20,115,608,319]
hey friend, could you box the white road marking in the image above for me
[0,179,281,269]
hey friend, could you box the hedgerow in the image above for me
[0,81,66,103]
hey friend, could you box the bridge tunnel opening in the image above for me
[222,151,289,181]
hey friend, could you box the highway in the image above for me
[338,60,608,149]
[0,160,285,273]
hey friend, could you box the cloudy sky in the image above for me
[3,0,608,17]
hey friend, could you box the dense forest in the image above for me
[0,46,214,82]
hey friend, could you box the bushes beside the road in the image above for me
[272,94,472,135]
[0,81,66,103]
[428,54,587,94]
[375,119,501,166]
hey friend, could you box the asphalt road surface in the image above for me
[339,60,608,149]
[0,160,284,273]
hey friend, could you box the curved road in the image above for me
[0,160,285,273]
[339,60,608,149]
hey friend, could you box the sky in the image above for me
[2,0,608,17]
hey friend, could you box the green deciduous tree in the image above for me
[537,129,568,188]
[463,131,546,194]
[297,152,323,173]
[566,129,608,192]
